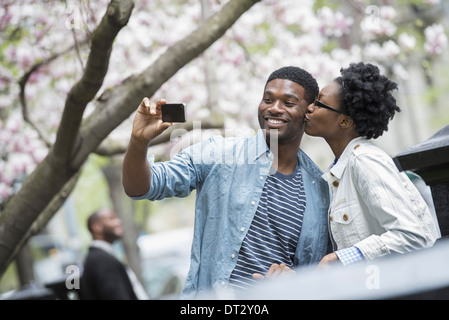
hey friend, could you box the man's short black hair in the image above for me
[266,66,319,104]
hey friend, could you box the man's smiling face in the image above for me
[258,78,308,145]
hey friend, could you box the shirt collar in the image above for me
[254,129,272,161]
[91,239,115,256]
[329,136,367,179]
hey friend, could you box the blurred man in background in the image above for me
[79,208,149,300]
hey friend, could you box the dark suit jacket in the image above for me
[79,246,138,300]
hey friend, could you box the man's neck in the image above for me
[270,140,301,175]
[91,239,115,256]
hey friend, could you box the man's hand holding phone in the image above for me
[132,98,185,145]
[124,97,178,197]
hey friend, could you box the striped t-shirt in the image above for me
[228,162,306,289]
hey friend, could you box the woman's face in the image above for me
[304,81,345,139]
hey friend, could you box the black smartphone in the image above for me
[161,103,186,123]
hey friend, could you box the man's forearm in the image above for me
[122,137,152,197]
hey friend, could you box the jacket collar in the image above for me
[327,136,367,180]
[91,239,115,256]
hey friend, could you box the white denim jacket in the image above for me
[323,137,440,261]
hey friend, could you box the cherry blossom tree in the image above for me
[0,0,262,278]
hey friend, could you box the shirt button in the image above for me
[240,227,245,232]
[332,181,339,187]
[343,214,349,221]
[221,281,226,286]
[329,215,333,221]
[231,254,235,259]
[259,176,263,180]
[251,200,256,205]
[354,144,360,150]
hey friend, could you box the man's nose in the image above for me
[268,100,283,113]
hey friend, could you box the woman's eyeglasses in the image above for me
[314,99,348,115]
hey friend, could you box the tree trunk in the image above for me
[0,0,134,278]
[102,161,145,286]
[0,0,260,279]
[15,244,35,286]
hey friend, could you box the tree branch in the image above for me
[72,0,261,168]
[18,41,88,148]
[52,0,134,166]
[0,0,134,277]
[10,171,82,267]
[0,0,260,280]
[94,118,224,156]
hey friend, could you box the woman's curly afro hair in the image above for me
[336,62,400,139]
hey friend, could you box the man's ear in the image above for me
[91,221,103,234]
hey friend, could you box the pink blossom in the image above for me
[5,116,22,134]
[380,6,397,21]
[424,24,448,56]
[0,160,13,186]
[318,7,353,38]
[426,0,441,5]
[333,12,354,37]
[398,33,416,51]
[0,182,13,200]
[0,11,13,31]
[363,41,400,61]
[361,6,397,39]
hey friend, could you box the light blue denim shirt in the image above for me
[132,130,330,298]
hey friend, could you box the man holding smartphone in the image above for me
[122,66,330,298]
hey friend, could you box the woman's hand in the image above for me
[252,263,296,280]
[317,252,339,267]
